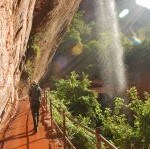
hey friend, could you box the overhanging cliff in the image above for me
[0,0,36,121]
[31,0,82,81]
[0,0,82,124]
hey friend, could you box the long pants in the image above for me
[32,110,39,131]
[31,103,40,132]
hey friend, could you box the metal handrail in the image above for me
[49,100,76,149]
[53,117,76,149]
[66,114,117,149]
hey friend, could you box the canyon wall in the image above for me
[32,0,82,81]
[0,0,36,120]
[0,0,81,123]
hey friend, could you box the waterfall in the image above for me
[95,0,127,96]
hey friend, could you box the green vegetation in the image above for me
[48,72,150,149]
[49,72,100,149]
[102,87,150,148]
[24,37,41,80]
[125,38,150,72]
[49,93,96,149]
[50,71,102,128]
[47,10,150,148]
[51,11,104,78]
[52,10,150,81]
[25,60,35,79]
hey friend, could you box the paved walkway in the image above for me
[0,99,63,149]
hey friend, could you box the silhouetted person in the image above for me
[28,81,42,133]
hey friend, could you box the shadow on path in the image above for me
[0,99,63,149]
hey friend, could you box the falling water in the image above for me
[95,0,127,96]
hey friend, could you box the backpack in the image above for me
[29,84,41,102]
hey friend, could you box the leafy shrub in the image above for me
[48,72,150,148]
[52,71,102,127]
[48,71,102,148]
[48,89,96,149]
[101,87,150,148]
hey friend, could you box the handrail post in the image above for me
[95,127,101,149]
[42,90,46,111]
[63,109,67,149]
[50,98,53,128]
[45,90,48,112]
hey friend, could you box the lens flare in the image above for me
[71,44,84,56]
[54,56,68,72]
[119,9,129,18]
[130,36,142,45]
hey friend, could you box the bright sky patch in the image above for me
[136,0,150,9]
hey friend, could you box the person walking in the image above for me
[28,81,42,133]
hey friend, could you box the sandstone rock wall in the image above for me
[0,0,82,123]
[32,0,82,81]
[0,0,36,118]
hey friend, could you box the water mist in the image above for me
[95,0,127,97]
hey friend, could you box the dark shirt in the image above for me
[29,84,42,105]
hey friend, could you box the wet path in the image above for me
[0,100,63,149]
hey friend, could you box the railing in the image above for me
[44,90,118,149]
[50,100,76,149]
